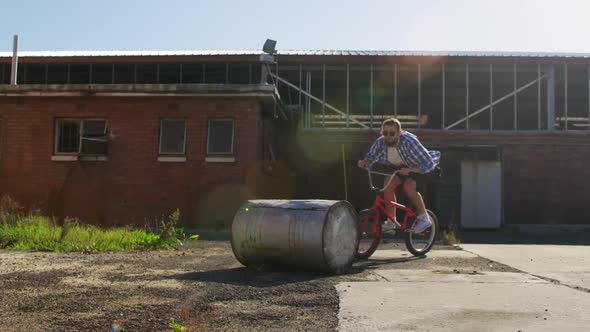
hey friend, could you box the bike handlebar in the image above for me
[363,161,404,193]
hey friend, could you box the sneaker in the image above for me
[413,213,432,233]
[382,219,401,233]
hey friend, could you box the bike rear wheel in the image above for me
[404,209,438,256]
[356,209,381,260]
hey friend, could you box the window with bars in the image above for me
[54,119,108,155]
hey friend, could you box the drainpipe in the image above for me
[10,35,18,85]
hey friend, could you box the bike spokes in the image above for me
[404,210,438,256]
[356,211,381,259]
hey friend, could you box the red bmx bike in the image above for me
[356,164,439,259]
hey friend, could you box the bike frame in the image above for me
[364,163,418,233]
[368,194,417,233]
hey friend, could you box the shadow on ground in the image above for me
[170,254,427,286]
[170,266,335,287]
[349,255,425,273]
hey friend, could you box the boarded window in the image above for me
[207,119,234,155]
[55,119,107,155]
[159,119,186,154]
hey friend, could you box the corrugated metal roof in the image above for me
[0,50,264,57]
[277,50,590,58]
[1,49,590,58]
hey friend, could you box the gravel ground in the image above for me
[0,240,515,332]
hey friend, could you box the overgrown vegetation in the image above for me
[0,195,186,252]
[441,224,460,246]
[169,318,187,332]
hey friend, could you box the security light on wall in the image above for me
[260,39,277,63]
[262,39,277,54]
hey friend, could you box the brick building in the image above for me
[1,50,589,228]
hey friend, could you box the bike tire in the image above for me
[356,209,381,260]
[404,209,438,256]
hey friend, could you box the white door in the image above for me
[461,161,502,229]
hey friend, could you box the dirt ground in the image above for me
[0,240,516,332]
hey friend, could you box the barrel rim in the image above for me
[321,200,359,274]
[230,201,250,267]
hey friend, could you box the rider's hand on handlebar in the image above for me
[357,160,368,169]
[400,168,412,176]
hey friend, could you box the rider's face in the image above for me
[382,125,399,145]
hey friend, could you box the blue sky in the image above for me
[2,0,590,52]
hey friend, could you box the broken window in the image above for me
[159,119,186,154]
[55,119,108,155]
[207,119,234,155]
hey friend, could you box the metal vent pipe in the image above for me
[10,35,18,85]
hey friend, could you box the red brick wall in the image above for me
[419,131,590,225]
[0,96,261,228]
[502,144,590,224]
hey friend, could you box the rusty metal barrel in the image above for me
[231,200,359,274]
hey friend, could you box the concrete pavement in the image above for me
[462,244,590,291]
[338,248,590,331]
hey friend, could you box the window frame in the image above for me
[54,118,108,156]
[206,118,235,156]
[158,118,187,156]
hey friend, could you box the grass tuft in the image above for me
[441,224,460,246]
[0,196,185,252]
[169,318,187,332]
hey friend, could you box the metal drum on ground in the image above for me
[231,200,359,274]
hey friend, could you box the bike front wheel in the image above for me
[405,209,438,256]
[356,209,381,260]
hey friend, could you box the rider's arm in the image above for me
[359,137,385,168]
[403,135,437,173]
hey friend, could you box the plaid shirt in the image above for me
[364,131,441,173]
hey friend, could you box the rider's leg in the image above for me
[402,178,426,214]
[402,178,432,232]
[384,176,402,219]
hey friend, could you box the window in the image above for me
[54,119,108,156]
[47,64,68,84]
[91,64,113,84]
[159,119,186,155]
[137,64,158,83]
[114,64,135,84]
[207,119,234,161]
[69,64,90,84]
